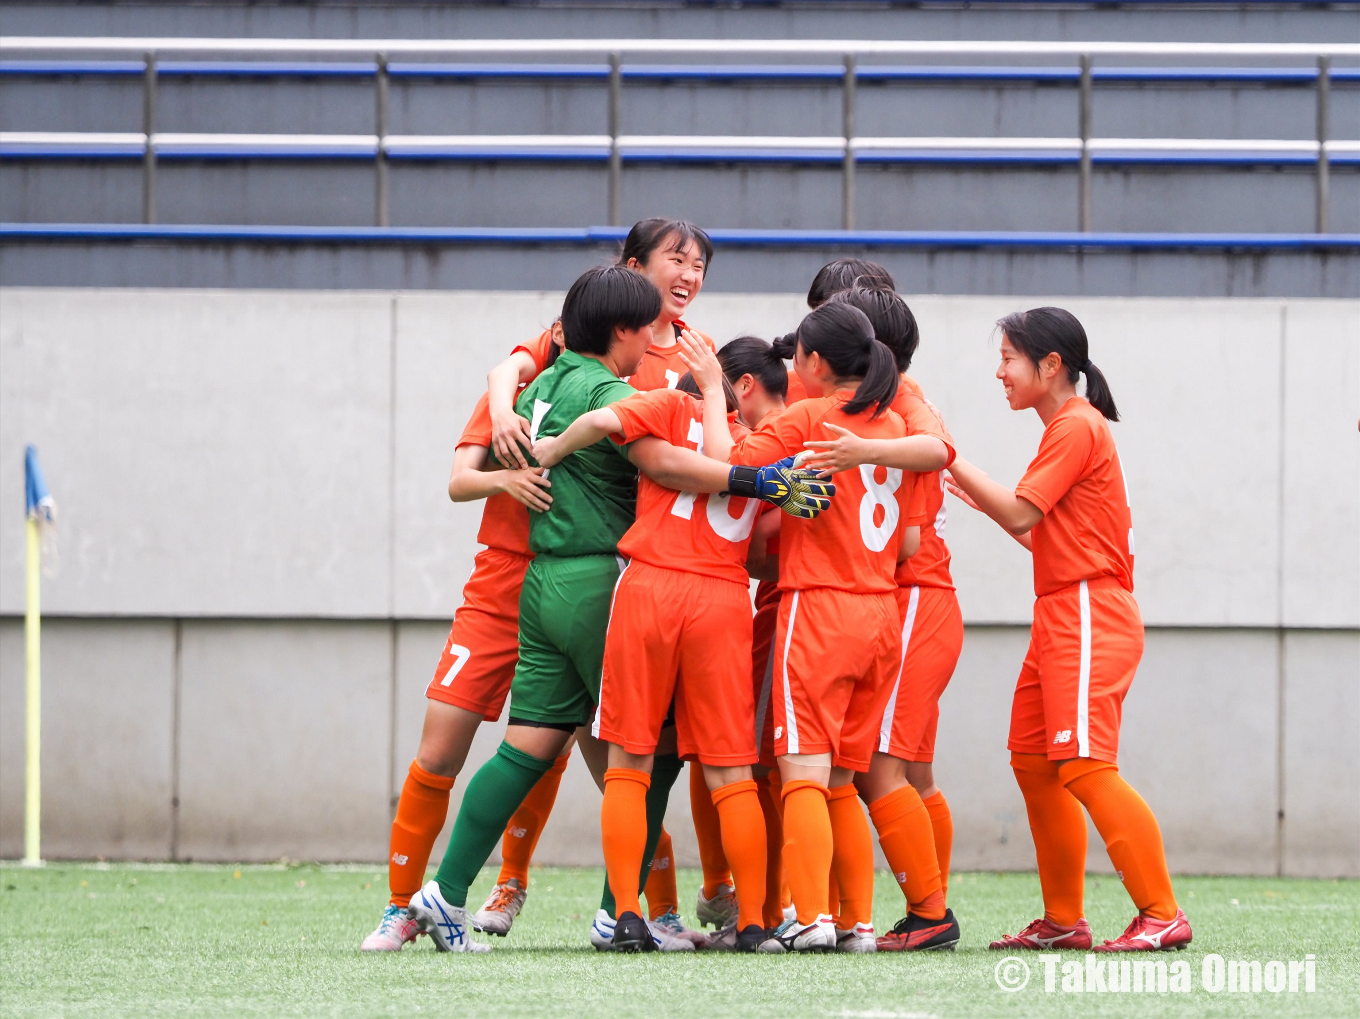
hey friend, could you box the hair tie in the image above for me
[1082,359,1093,372]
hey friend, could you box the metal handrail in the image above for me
[3,36,1354,233]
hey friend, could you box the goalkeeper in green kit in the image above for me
[408,265,836,952]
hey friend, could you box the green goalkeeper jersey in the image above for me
[510,349,638,557]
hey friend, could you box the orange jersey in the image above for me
[611,388,760,586]
[787,368,956,465]
[624,320,715,392]
[892,386,956,590]
[735,394,924,594]
[457,394,531,556]
[511,326,559,375]
[1015,397,1135,597]
[785,369,810,405]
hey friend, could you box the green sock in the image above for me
[434,741,553,907]
[600,752,684,918]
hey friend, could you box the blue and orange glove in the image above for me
[727,456,836,519]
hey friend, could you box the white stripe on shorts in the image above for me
[591,558,631,739]
[781,590,802,755]
[879,585,920,753]
[1077,579,1091,759]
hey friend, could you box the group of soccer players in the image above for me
[360,217,1193,957]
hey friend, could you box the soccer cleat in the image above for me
[695,883,739,929]
[706,922,769,953]
[590,908,617,952]
[360,904,420,952]
[1093,909,1193,952]
[652,909,708,948]
[472,878,527,936]
[877,909,961,952]
[612,910,657,953]
[407,880,491,953]
[990,916,1093,951]
[647,916,698,952]
[757,914,837,954]
[836,922,878,953]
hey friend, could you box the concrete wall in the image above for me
[0,286,1356,875]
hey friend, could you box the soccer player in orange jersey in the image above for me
[947,307,1191,953]
[799,287,962,951]
[487,218,716,472]
[731,303,927,954]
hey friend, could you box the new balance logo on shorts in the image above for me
[1053,730,1072,744]
[774,726,783,739]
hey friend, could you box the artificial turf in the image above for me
[2,863,1355,1019]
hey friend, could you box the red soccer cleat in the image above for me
[877,909,960,952]
[989,916,1093,951]
[1093,908,1192,952]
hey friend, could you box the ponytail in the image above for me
[716,335,788,399]
[792,303,899,418]
[770,331,797,360]
[1080,361,1118,422]
[997,307,1120,422]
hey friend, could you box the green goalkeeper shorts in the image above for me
[508,553,623,727]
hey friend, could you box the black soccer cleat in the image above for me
[736,924,767,953]
[612,911,656,953]
[876,908,961,952]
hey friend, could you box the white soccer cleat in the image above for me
[590,908,617,951]
[695,883,739,929]
[648,913,698,951]
[407,880,491,953]
[758,913,837,954]
[360,904,420,952]
[836,922,878,953]
[651,910,708,948]
[473,878,527,936]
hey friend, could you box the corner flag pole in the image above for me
[24,445,55,868]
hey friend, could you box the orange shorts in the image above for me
[877,585,964,763]
[595,560,757,766]
[425,547,533,721]
[751,583,781,768]
[771,587,901,772]
[1008,577,1143,763]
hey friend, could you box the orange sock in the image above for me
[497,752,569,888]
[601,768,651,919]
[923,790,953,902]
[1060,760,1178,921]
[867,785,945,920]
[690,764,732,897]
[827,865,841,928]
[781,779,832,925]
[388,760,454,907]
[755,775,786,928]
[1011,752,1087,926]
[826,784,875,928]
[712,780,768,930]
[643,828,678,919]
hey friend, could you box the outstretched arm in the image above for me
[532,407,623,468]
[801,423,949,474]
[946,457,1042,539]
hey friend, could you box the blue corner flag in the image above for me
[25,445,55,521]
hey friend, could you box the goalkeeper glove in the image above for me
[727,457,836,520]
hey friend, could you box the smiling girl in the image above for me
[947,307,1191,954]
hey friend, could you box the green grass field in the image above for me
[2,863,1356,1019]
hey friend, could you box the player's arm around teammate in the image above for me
[788,286,964,951]
[948,307,1189,954]
[731,303,918,954]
